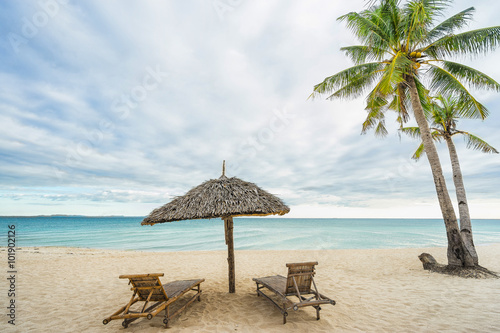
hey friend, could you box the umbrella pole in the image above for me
[224,216,235,293]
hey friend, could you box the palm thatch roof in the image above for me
[141,175,290,225]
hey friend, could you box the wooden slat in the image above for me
[253,275,287,297]
[288,272,316,277]
[119,273,164,279]
[134,285,163,290]
[286,262,318,268]
[163,279,204,300]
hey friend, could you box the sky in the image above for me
[1,0,499,218]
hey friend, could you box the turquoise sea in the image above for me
[1,216,500,252]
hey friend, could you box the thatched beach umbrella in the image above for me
[141,162,290,293]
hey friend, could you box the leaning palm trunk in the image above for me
[408,77,474,267]
[444,135,479,265]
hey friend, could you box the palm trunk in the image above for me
[407,77,474,267]
[444,134,479,265]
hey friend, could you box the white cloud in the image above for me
[0,0,499,218]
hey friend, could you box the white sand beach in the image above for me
[2,244,500,332]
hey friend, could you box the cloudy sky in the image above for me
[1,0,499,218]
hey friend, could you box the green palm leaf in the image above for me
[441,61,500,92]
[427,26,500,58]
[310,63,383,100]
[400,126,421,139]
[375,120,389,137]
[412,142,425,160]
[379,52,413,94]
[424,7,475,44]
[338,11,391,53]
[362,106,388,136]
[340,45,387,64]
[427,64,489,119]
[459,132,499,153]
[388,83,411,126]
[404,0,436,48]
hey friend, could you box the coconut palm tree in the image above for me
[402,94,498,265]
[310,0,500,266]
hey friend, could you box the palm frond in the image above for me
[403,0,437,48]
[379,0,403,50]
[426,26,500,58]
[337,11,392,51]
[362,83,391,135]
[442,61,500,92]
[412,142,426,160]
[378,52,412,94]
[362,103,387,135]
[424,7,475,44]
[375,120,389,137]
[400,126,421,139]
[388,83,411,126]
[328,69,383,100]
[340,45,387,64]
[365,89,389,112]
[427,64,489,119]
[310,63,383,100]
[401,126,442,141]
[459,132,499,153]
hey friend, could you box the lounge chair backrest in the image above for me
[119,273,169,302]
[285,262,318,294]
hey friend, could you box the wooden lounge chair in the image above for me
[103,273,204,328]
[252,262,335,324]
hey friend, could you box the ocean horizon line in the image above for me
[2,215,500,220]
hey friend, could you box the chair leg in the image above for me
[197,284,202,301]
[282,300,288,324]
[163,306,170,328]
[315,306,321,320]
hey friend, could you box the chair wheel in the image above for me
[103,319,109,325]
[122,321,128,328]
[147,314,153,320]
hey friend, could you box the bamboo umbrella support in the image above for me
[224,216,235,293]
